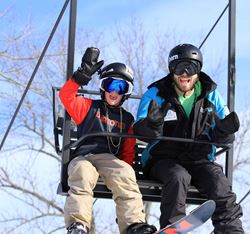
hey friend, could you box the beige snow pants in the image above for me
[64,153,146,234]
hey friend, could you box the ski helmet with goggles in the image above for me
[168,44,203,76]
[99,62,134,103]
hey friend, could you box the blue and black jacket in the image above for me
[133,72,232,168]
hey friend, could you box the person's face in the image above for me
[173,72,198,95]
[170,60,200,95]
[105,91,123,106]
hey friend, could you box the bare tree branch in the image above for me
[0,168,63,213]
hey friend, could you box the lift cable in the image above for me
[238,188,250,204]
[0,0,70,151]
[199,3,229,49]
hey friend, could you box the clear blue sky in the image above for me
[0,0,249,112]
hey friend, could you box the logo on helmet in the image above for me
[169,55,179,63]
[125,65,134,77]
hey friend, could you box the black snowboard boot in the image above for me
[127,222,157,234]
[67,222,89,234]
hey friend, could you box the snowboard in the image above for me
[156,200,216,234]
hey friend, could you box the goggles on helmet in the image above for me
[173,61,199,76]
[99,77,133,95]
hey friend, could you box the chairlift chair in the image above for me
[52,86,231,204]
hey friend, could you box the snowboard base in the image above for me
[156,200,216,234]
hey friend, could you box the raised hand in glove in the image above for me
[212,111,240,144]
[133,100,171,140]
[73,47,104,86]
[147,100,171,134]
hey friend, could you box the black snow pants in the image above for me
[148,158,244,234]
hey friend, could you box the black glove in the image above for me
[127,222,157,234]
[133,101,171,141]
[147,100,170,130]
[73,47,104,86]
[214,111,240,135]
[212,111,240,144]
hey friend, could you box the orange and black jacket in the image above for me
[59,79,135,165]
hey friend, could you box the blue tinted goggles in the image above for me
[99,77,133,95]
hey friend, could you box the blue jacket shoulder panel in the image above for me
[207,90,227,119]
[135,87,165,123]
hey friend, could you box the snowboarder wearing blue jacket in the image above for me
[133,43,244,234]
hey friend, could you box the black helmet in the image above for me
[99,62,134,84]
[99,62,134,104]
[168,44,203,73]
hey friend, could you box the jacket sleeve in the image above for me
[119,123,136,166]
[133,87,164,142]
[59,78,92,125]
